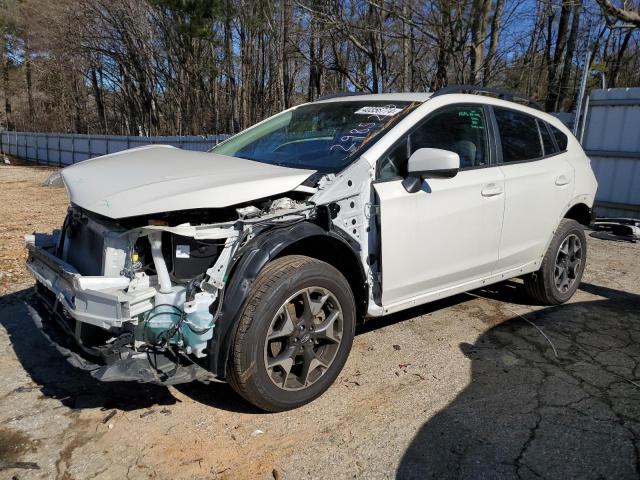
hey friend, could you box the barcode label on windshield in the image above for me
[355,106,404,117]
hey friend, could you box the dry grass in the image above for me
[0,164,69,295]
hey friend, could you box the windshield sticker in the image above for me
[355,106,404,117]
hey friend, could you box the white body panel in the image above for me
[364,93,598,316]
[61,145,315,219]
[374,167,505,306]
[495,155,574,271]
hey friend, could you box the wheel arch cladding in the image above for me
[563,203,592,226]
[208,221,368,378]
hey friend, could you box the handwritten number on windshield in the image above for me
[328,105,400,155]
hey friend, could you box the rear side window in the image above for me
[549,124,568,151]
[537,120,558,156]
[494,107,543,163]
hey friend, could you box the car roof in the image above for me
[313,92,434,104]
[309,91,570,135]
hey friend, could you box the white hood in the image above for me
[61,145,315,219]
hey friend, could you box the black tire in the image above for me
[227,255,356,412]
[524,218,587,305]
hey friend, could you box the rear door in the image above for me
[374,104,506,307]
[492,107,575,272]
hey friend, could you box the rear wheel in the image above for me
[524,219,587,305]
[227,255,356,412]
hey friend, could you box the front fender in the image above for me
[207,220,358,378]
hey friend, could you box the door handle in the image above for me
[555,174,570,186]
[481,183,503,197]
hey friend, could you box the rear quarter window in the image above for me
[537,120,558,156]
[549,124,568,151]
[494,107,543,163]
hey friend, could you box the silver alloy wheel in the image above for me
[554,233,582,293]
[263,286,343,391]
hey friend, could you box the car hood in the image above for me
[60,145,316,219]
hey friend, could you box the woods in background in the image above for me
[0,0,638,136]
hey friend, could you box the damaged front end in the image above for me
[26,196,314,385]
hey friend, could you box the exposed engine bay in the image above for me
[26,193,318,382]
[24,145,375,387]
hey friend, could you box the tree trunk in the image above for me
[281,0,292,108]
[546,0,571,111]
[610,29,632,88]
[224,2,237,133]
[90,67,107,133]
[557,2,581,111]
[1,35,12,130]
[24,38,34,126]
[469,0,491,84]
[308,8,317,101]
[483,0,505,85]
[402,1,411,91]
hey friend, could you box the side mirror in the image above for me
[402,148,460,193]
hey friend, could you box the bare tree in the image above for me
[595,0,640,27]
[0,0,638,135]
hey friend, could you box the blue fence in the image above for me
[0,131,229,166]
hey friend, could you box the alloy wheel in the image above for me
[263,286,343,391]
[554,233,582,293]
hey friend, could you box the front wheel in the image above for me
[227,255,356,412]
[524,219,587,305]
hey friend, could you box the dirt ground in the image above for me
[0,164,639,480]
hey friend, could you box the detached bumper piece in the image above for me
[28,291,214,385]
[592,218,640,242]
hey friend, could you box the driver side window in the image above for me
[378,104,490,180]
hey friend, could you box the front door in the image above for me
[374,104,505,308]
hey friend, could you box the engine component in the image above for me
[236,205,261,219]
[148,232,172,293]
[170,234,220,281]
[182,292,215,357]
[269,197,297,213]
[146,286,186,343]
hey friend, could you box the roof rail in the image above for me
[316,91,368,101]
[432,85,542,110]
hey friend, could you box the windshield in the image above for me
[211,100,418,173]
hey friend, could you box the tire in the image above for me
[524,219,587,305]
[227,255,356,412]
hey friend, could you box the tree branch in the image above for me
[595,0,640,27]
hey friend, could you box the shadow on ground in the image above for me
[397,282,640,479]
[0,288,258,413]
[0,286,477,415]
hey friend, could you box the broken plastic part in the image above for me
[236,205,262,219]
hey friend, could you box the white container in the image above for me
[182,292,215,358]
[146,286,186,343]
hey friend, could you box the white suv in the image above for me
[26,87,597,411]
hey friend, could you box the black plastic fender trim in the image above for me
[208,220,365,378]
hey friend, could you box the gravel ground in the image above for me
[0,164,639,479]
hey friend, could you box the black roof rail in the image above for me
[432,85,542,110]
[316,91,369,101]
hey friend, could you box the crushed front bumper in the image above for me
[27,297,213,385]
[25,239,152,330]
[25,239,214,385]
